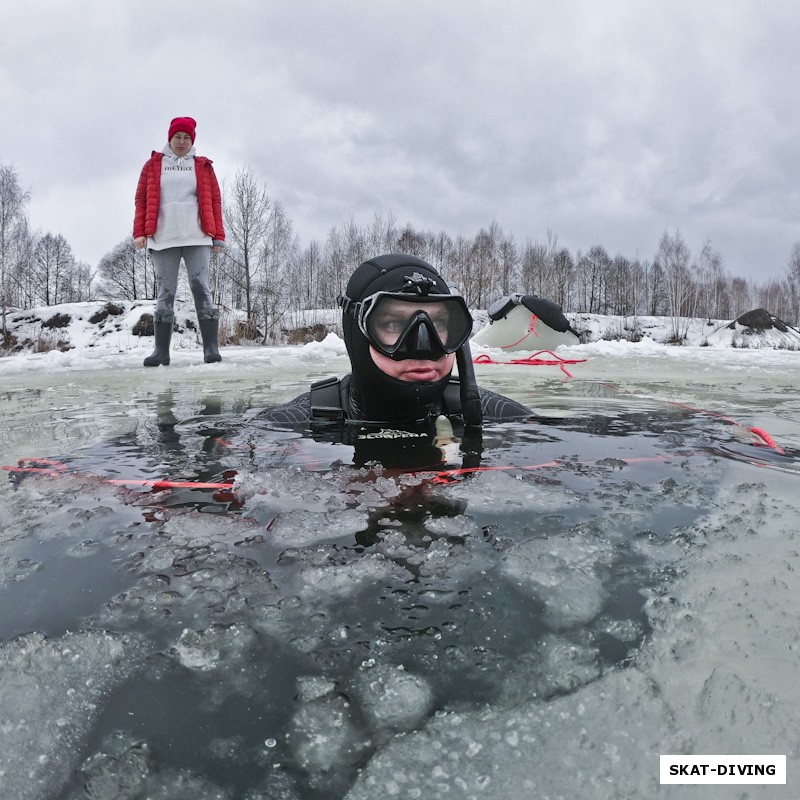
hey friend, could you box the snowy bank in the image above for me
[2,300,800,363]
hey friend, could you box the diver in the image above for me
[258,254,533,468]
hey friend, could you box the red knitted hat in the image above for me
[168,116,196,143]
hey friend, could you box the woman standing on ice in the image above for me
[133,116,225,366]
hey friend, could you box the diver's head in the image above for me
[338,254,473,421]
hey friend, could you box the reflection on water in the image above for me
[1,351,800,799]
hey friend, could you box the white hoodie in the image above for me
[148,144,212,251]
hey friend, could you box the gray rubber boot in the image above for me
[198,316,222,363]
[143,320,173,366]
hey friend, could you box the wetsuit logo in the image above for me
[357,429,430,441]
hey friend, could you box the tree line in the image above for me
[3,161,800,343]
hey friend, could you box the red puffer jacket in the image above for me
[133,152,225,242]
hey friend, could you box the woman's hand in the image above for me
[133,236,146,249]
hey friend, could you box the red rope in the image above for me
[2,454,678,492]
[596,384,786,454]
[654,399,785,452]
[2,460,236,491]
[4,383,788,495]
[749,426,782,450]
[422,454,676,484]
[474,350,587,378]
[500,313,540,348]
[3,437,787,498]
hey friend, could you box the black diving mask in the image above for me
[339,290,473,360]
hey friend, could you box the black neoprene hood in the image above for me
[341,254,456,422]
[342,254,451,300]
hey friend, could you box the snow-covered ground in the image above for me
[2,299,799,374]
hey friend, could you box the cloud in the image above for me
[3,0,800,280]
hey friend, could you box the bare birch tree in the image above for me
[729,277,751,318]
[223,166,271,336]
[97,239,153,300]
[550,247,574,309]
[446,236,474,304]
[0,163,31,333]
[655,230,694,339]
[427,230,453,277]
[322,216,371,307]
[695,240,726,321]
[33,233,76,306]
[259,199,296,342]
[576,245,610,313]
[290,239,324,313]
[520,229,559,298]
[468,223,502,308]
[787,242,800,326]
[395,224,429,259]
[498,231,519,297]
[365,211,397,255]
[606,255,638,316]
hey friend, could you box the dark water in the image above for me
[1,350,800,799]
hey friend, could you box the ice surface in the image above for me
[77,729,232,800]
[344,472,800,800]
[261,508,371,548]
[76,727,306,799]
[284,665,435,792]
[2,339,800,798]
[640,477,800,763]
[1,472,145,543]
[298,553,414,602]
[287,686,371,791]
[345,667,684,799]
[172,622,258,672]
[350,662,435,737]
[95,533,280,639]
[501,532,616,630]
[0,630,145,800]
[237,467,406,507]
[0,454,767,800]
[78,732,155,800]
[446,468,576,514]
[499,632,602,704]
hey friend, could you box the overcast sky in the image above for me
[3,0,799,283]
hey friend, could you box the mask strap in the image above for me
[337,294,355,315]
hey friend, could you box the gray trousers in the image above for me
[149,245,219,322]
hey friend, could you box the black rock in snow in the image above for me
[727,308,790,333]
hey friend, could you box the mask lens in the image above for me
[363,295,472,355]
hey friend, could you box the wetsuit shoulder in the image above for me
[478,386,534,421]
[257,375,352,425]
[256,392,312,424]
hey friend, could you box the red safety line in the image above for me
[3,442,786,497]
[475,348,783,453]
[648,398,785,453]
[2,454,679,492]
[4,387,788,495]
[422,454,678,484]
[594,383,786,454]
[1,461,236,491]
[500,313,540,349]
[749,426,781,450]
[474,350,587,378]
